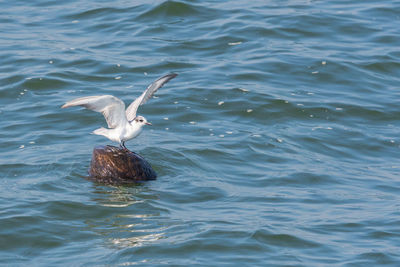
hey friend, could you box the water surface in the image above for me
[1,0,400,266]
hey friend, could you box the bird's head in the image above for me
[134,115,152,126]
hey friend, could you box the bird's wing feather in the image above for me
[125,73,178,121]
[62,95,127,128]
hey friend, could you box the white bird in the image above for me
[61,73,178,149]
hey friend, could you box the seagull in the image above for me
[61,73,178,149]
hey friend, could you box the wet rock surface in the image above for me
[88,145,157,184]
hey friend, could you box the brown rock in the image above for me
[88,145,157,184]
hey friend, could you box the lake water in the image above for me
[1,0,400,266]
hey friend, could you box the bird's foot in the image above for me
[120,142,130,152]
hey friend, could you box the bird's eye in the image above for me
[140,119,143,122]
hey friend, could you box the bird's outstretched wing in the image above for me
[125,73,178,121]
[61,95,127,129]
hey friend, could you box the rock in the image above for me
[88,145,157,184]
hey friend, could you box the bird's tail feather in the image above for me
[92,127,109,137]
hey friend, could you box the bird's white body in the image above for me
[62,73,177,148]
[92,121,142,144]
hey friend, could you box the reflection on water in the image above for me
[111,232,165,248]
[88,185,167,249]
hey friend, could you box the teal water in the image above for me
[1,1,400,266]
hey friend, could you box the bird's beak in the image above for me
[145,122,152,126]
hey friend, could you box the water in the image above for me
[1,0,400,265]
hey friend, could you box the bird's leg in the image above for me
[119,141,125,149]
[120,141,128,151]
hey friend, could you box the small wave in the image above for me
[136,1,218,21]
